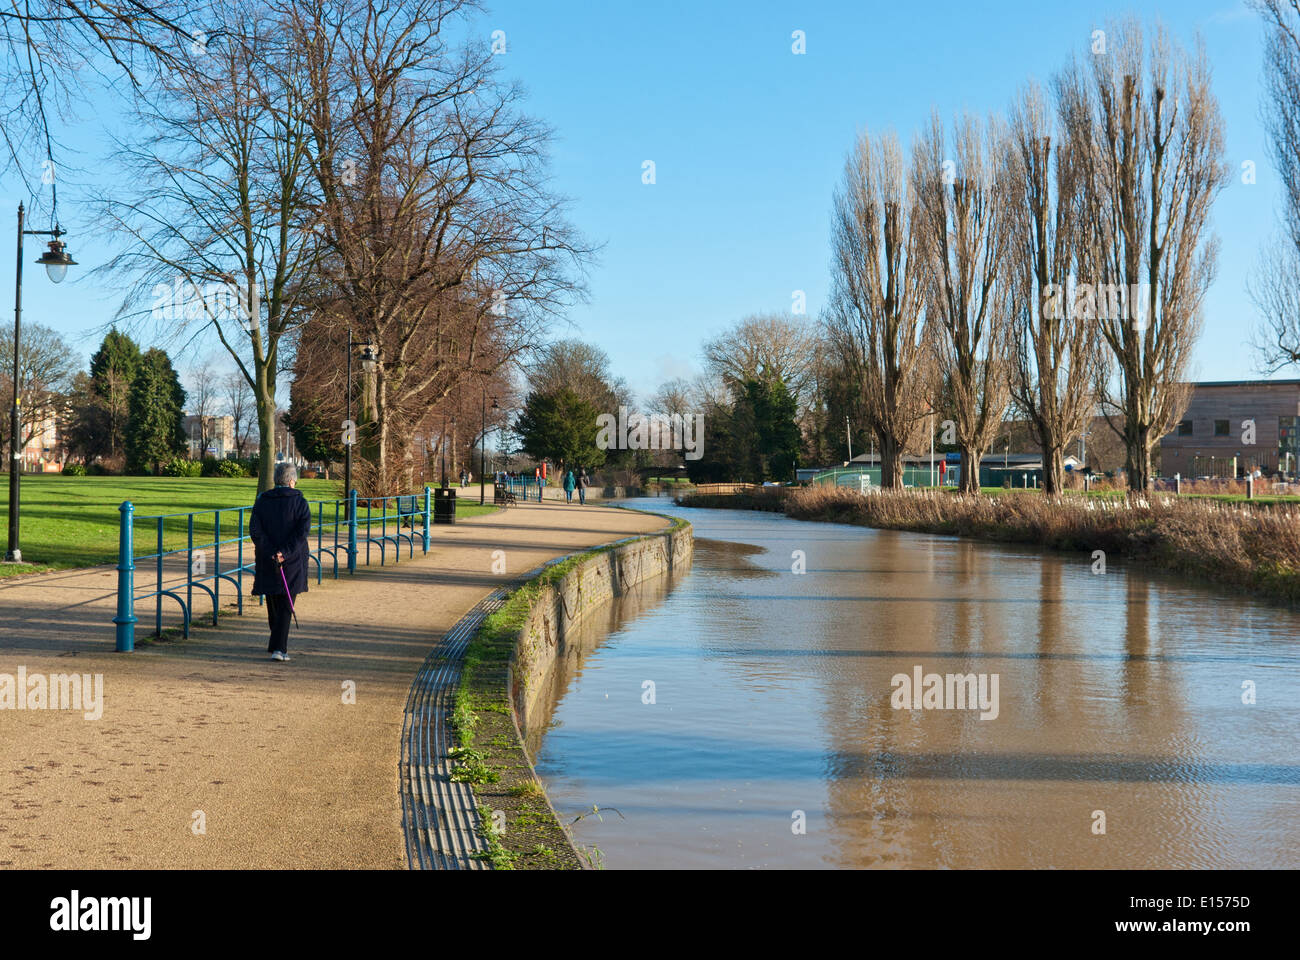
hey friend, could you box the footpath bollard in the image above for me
[347,488,358,574]
[423,486,432,552]
[113,501,137,652]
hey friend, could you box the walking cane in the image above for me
[277,558,299,629]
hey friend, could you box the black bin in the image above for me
[434,486,457,524]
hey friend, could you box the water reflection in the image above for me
[531,500,1300,869]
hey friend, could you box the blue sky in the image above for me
[0,0,1280,403]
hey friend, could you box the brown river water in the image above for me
[529,499,1300,869]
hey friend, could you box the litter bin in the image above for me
[434,485,457,524]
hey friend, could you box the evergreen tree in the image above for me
[125,348,186,474]
[61,372,114,464]
[752,378,801,482]
[514,388,607,470]
[283,392,344,465]
[87,328,142,460]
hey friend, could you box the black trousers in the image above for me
[265,593,296,653]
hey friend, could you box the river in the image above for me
[529,499,1300,869]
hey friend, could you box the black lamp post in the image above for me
[480,387,499,505]
[358,339,378,490]
[343,328,353,516]
[440,412,451,488]
[8,202,76,562]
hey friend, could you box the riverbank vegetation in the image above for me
[453,552,605,870]
[682,485,1300,606]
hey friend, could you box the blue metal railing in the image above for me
[499,476,547,501]
[113,487,434,652]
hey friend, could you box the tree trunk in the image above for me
[881,432,904,489]
[1042,440,1065,496]
[959,447,980,494]
[255,363,275,494]
[1129,423,1153,493]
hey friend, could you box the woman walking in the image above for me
[250,462,311,661]
[563,468,576,502]
[578,468,589,505]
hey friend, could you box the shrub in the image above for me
[61,462,87,476]
[215,459,247,478]
[161,456,202,478]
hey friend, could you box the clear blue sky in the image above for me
[0,0,1279,403]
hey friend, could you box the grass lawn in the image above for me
[0,474,498,578]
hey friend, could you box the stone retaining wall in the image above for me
[509,521,693,737]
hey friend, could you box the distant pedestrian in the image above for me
[578,468,589,505]
[250,461,311,662]
[563,469,576,502]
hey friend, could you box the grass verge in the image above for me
[451,515,688,870]
[0,474,497,579]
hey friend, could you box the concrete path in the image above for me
[0,500,666,868]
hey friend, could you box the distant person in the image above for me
[578,468,589,505]
[250,461,311,662]
[563,469,576,502]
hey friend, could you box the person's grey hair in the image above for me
[274,462,298,486]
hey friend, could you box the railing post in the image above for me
[347,488,358,574]
[316,501,323,585]
[114,501,136,652]
[423,485,431,554]
[213,511,221,625]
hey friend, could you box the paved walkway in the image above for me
[0,500,665,868]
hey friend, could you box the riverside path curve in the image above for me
[0,499,666,868]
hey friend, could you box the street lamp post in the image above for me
[344,328,353,517]
[8,202,76,563]
[480,386,498,505]
[441,412,449,489]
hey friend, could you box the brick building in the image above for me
[1159,379,1300,478]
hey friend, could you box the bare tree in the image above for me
[702,313,819,414]
[1250,1,1300,370]
[1073,20,1228,491]
[287,0,589,492]
[222,370,254,455]
[527,339,629,411]
[100,1,322,491]
[1006,81,1105,494]
[825,129,932,489]
[1,0,205,177]
[186,361,220,457]
[0,321,74,460]
[914,110,1016,493]
[650,377,693,416]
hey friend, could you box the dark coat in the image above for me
[249,486,312,597]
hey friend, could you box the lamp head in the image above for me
[37,238,76,284]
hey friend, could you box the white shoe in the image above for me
[271,650,286,661]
